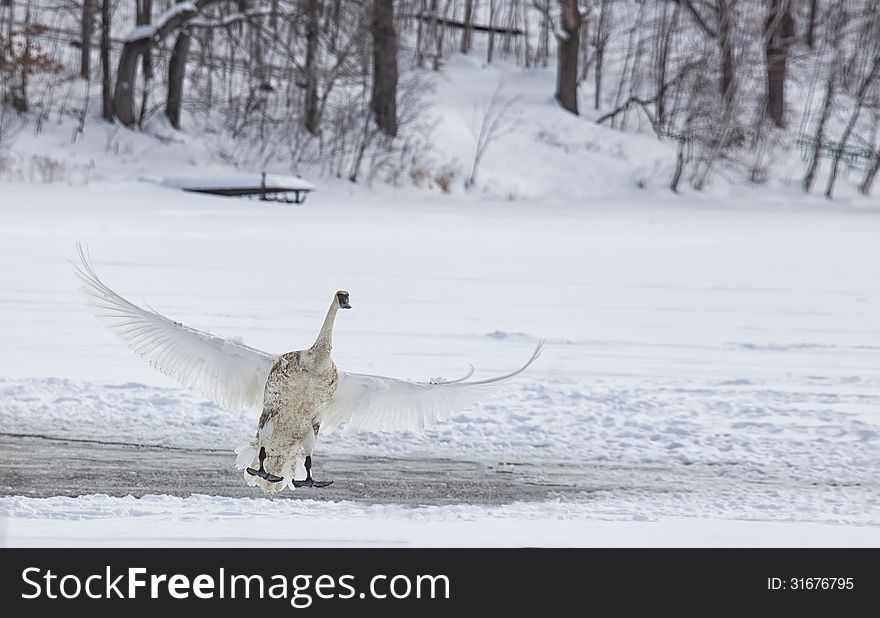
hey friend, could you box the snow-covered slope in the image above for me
[4,56,872,203]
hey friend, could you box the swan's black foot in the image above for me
[246,467,284,483]
[292,478,334,488]
[246,446,284,483]
[293,455,333,487]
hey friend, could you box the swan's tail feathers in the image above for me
[236,441,302,493]
[234,440,259,470]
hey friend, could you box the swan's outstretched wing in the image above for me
[319,342,543,435]
[72,245,278,412]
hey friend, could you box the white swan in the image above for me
[72,246,543,492]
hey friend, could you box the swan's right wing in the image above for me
[73,245,278,412]
[320,342,543,435]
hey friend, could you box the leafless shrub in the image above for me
[466,86,519,189]
[433,163,457,193]
[28,154,66,183]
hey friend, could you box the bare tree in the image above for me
[165,17,191,128]
[670,133,689,193]
[556,0,582,114]
[435,0,452,68]
[12,0,33,112]
[654,1,679,130]
[538,0,550,67]
[860,105,880,195]
[80,0,94,80]
[765,0,795,127]
[861,151,880,196]
[101,0,112,121]
[136,1,153,80]
[466,87,518,188]
[803,72,834,193]
[679,0,737,108]
[825,54,880,198]
[460,0,475,53]
[592,0,611,111]
[114,3,202,126]
[135,0,153,127]
[0,99,22,157]
[303,0,321,135]
[371,0,399,137]
[806,0,818,48]
[487,0,499,63]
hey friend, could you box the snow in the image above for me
[3,495,878,547]
[1,179,878,545]
[1,56,879,547]
[123,3,198,43]
[189,9,277,30]
[159,174,316,192]
[124,25,157,43]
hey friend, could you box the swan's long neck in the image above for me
[312,300,339,351]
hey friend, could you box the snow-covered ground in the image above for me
[1,56,879,547]
[4,495,877,547]
[1,177,879,546]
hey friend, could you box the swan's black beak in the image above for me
[337,292,351,309]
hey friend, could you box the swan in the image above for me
[72,246,543,492]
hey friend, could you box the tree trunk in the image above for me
[415,0,425,67]
[655,2,678,129]
[270,0,279,35]
[487,0,497,63]
[370,0,398,137]
[165,0,249,129]
[166,30,191,129]
[15,0,32,112]
[428,0,440,70]
[101,0,113,121]
[593,0,610,111]
[460,0,474,54]
[114,3,200,126]
[80,0,94,79]
[435,0,451,69]
[135,1,152,128]
[539,0,549,67]
[861,153,880,196]
[136,0,153,79]
[806,0,818,48]
[555,0,581,114]
[671,137,686,192]
[114,39,149,126]
[764,0,794,127]
[303,0,321,136]
[803,74,834,193]
[718,0,734,108]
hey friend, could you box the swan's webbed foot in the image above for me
[292,455,334,488]
[246,446,285,483]
[292,478,334,488]
[247,468,284,483]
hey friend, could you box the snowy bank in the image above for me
[2,494,878,547]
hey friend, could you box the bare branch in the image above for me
[677,0,718,38]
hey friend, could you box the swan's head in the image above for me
[335,290,351,309]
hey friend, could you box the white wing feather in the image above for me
[72,245,277,412]
[320,342,543,435]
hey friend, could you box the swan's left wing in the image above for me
[319,342,543,435]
